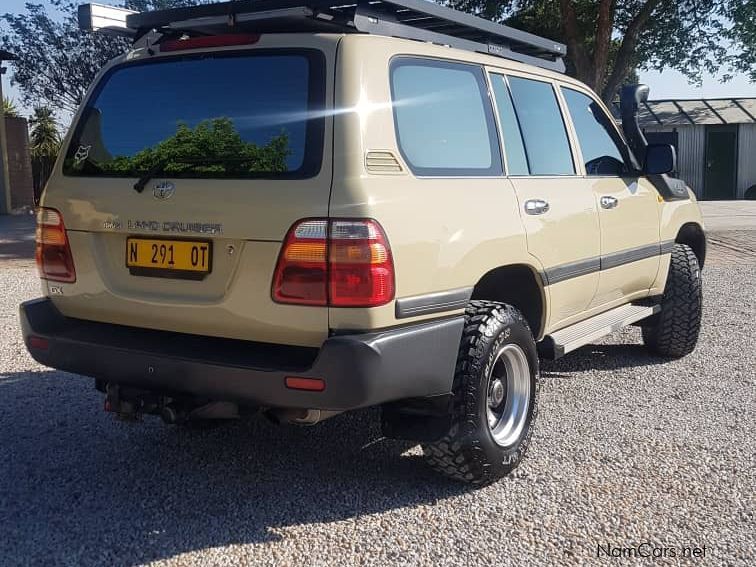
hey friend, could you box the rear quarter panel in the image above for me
[329,35,538,332]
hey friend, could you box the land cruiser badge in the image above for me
[153,181,175,200]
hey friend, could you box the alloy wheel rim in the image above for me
[485,343,531,448]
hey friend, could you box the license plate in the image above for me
[126,238,211,278]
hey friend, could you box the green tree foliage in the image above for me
[449,0,756,103]
[0,1,210,114]
[69,118,291,177]
[28,106,62,194]
[5,0,752,112]
[2,97,19,117]
[2,2,127,114]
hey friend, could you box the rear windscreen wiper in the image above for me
[132,157,254,193]
[133,160,171,193]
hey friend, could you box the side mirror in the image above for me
[644,144,676,175]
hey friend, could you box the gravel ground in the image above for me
[1,261,754,566]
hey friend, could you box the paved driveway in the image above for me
[699,200,756,231]
[0,213,34,266]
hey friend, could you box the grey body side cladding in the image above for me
[395,287,473,319]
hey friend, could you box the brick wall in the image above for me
[5,116,34,209]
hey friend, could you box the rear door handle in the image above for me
[524,199,550,215]
[600,196,619,209]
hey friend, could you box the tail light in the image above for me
[328,220,395,307]
[272,218,395,307]
[35,207,76,283]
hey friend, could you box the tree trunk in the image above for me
[557,0,664,105]
[601,0,666,104]
[559,0,593,86]
[592,0,616,90]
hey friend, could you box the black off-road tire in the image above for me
[422,301,539,486]
[642,243,702,358]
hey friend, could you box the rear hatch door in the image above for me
[42,36,335,347]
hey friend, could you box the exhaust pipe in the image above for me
[266,408,342,425]
[160,404,186,424]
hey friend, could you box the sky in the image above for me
[1,0,754,117]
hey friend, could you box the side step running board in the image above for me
[539,303,660,360]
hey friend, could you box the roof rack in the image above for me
[79,1,566,72]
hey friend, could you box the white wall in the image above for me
[737,123,756,198]
[644,125,705,198]
[677,126,706,198]
[645,123,756,199]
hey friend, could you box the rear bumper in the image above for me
[20,298,462,411]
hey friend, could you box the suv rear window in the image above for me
[63,50,325,179]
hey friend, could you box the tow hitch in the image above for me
[104,383,160,422]
[101,382,240,423]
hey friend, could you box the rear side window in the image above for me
[63,50,325,179]
[561,87,628,176]
[506,76,574,176]
[490,74,529,176]
[390,58,502,176]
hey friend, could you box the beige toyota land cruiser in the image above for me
[21,0,706,485]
